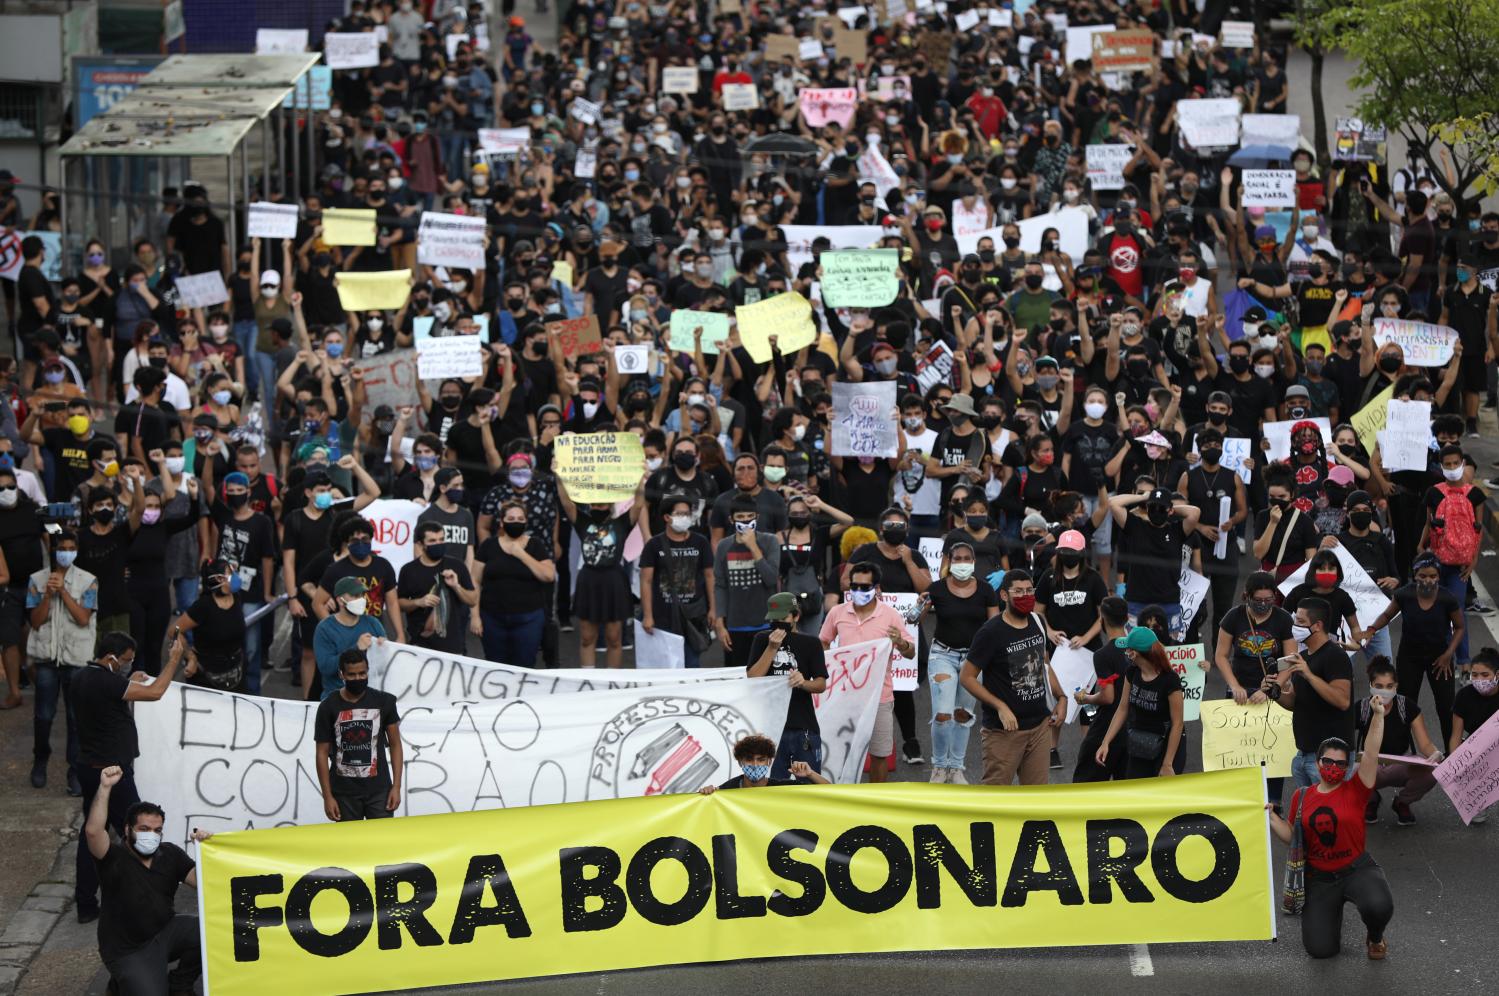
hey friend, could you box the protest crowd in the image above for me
[4,0,1499,989]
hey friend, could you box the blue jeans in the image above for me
[929,643,976,770]
[1362,626,1392,665]
[32,661,80,766]
[481,608,545,667]
[171,577,200,616]
[242,602,265,694]
[1438,563,1470,666]
[772,727,822,780]
[233,320,259,396]
[441,133,469,177]
[253,351,278,436]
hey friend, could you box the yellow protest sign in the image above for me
[1200,700,1297,777]
[736,291,818,364]
[551,259,574,287]
[197,769,1272,995]
[321,207,378,246]
[1351,384,1392,454]
[335,269,412,311]
[554,431,646,503]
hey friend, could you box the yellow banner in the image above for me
[322,207,378,246]
[1200,699,1297,777]
[554,430,645,503]
[199,770,1272,994]
[335,269,412,312]
[736,291,818,363]
[1351,384,1392,454]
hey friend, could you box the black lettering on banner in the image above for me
[438,704,488,757]
[1150,814,1239,903]
[1086,819,1153,904]
[766,830,825,917]
[231,874,284,962]
[625,836,713,926]
[825,826,912,914]
[560,846,628,932]
[404,759,455,813]
[711,834,766,920]
[285,867,375,957]
[196,757,234,808]
[1002,820,1084,907]
[912,823,996,909]
[447,854,533,943]
[268,698,313,755]
[374,863,443,949]
[180,686,224,749]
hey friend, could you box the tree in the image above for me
[1316,0,1499,209]
[1291,0,1343,171]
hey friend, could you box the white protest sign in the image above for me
[799,37,825,60]
[914,340,954,393]
[780,224,882,276]
[613,344,650,375]
[1263,417,1332,462]
[878,593,920,691]
[134,671,793,841]
[247,201,299,240]
[1241,169,1297,209]
[1175,568,1211,640]
[815,638,892,779]
[417,335,483,380]
[1378,399,1433,472]
[1221,437,1253,484]
[1064,23,1114,64]
[955,9,980,31]
[324,32,380,70]
[661,67,699,94]
[1177,98,1241,149]
[1164,643,1208,722]
[855,141,901,200]
[633,625,685,668]
[256,28,308,53]
[1086,144,1133,190]
[956,207,1090,263]
[1220,20,1255,48]
[1279,543,1392,633]
[1049,645,1095,724]
[1240,114,1301,149]
[362,498,424,573]
[721,83,759,111]
[831,381,898,458]
[477,127,529,155]
[416,211,486,270]
[919,537,944,582]
[573,147,597,179]
[173,270,229,309]
[569,97,601,123]
[1372,317,1457,367]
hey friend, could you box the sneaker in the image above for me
[902,739,925,765]
[1236,536,1246,554]
[559,621,575,633]
[949,769,968,784]
[1486,477,1499,489]
[29,759,45,789]
[66,770,82,797]
[1393,800,1416,826]
[1049,748,1063,770]
[1365,791,1381,824]
[622,636,634,651]
[929,768,949,784]
[1469,600,1494,615]
[1366,936,1388,960]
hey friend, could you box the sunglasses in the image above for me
[849,583,875,592]
[1318,757,1349,769]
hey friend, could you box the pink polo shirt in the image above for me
[820,600,904,703]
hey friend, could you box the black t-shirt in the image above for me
[1282,583,1358,638]
[209,505,278,601]
[640,531,712,610]
[112,402,178,454]
[314,687,401,792]
[1215,371,1275,438]
[644,468,718,533]
[1126,663,1182,736]
[1218,604,1293,690]
[1117,513,1185,604]
[477,535,551,614]
[1454,685,1499,741]
[847,542,923,593]
[746,629,828,732]
[926,577,998,648]
[318,555,398,622]
[72,662,137,765]
[41,427,94,501]
[1356,695,1421,756]
[444,418,501,498]
[967,613,1051,730]
[0,502,45,585]
[1091,643,1129,727]
[185,592,246,673]
[1291,640,1355,752]
[17,264,54,338]
[281,508,336,585]
[1390,584,1460,647]
[1061,419,1119,492]
[941,528,1005,584]
[1036,567,1108,647]
[76,522,132,617]
[397,554,473,652]
[96,841,194,962]
[1253,507,1318,568]
[167,212,227,275]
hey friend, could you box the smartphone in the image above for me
[1276,655,1299,671]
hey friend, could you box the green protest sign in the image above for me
[668,310,732,354]
[821,249,899,307]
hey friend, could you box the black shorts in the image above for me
[333,779,393,821]
[0,587,27,648]
[1460,354,1487,393]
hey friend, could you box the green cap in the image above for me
[1115,626,1159,653]
[334,576,369,599]
[765,592,799,621]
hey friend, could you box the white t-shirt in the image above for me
[892,426,941,516]
[125,372,191,413]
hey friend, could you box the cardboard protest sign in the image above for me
[546,315,602,360]
[917,30,953,71]
[831,381,898,458]
[820,248,899,307]
[256,28,307,53]
[416,335,484,380]
[1090,28,1155,72]
[174,270,229,310]
[352,348,418,410]
[764,35,801,64]
[1086,144,1133,190]
[660,67,698,94]
[321,207,377,246]
[1435,710,1499,825]
[1201,700,1296,777]
[1164,643,1208,722]
[247,201,299,240]
[554,431,647,503]
[833,25,868,63]
[735,292,817,363]
[799,87,859,129]
[416,211,486,270]
[1378,399,1433,472]
[721,83,759,111]
[1241,170,1297,209]
[1177,98,1241,149]
[667,310,731,354]
[324,32,380,70]
[335,270,411,311]
[1373,317,1457,367]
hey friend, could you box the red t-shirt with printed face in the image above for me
[1298,776,1372,872]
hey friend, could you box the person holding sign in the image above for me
[1359,657,1444,827]
[558,476,645,669]
[1266,698,1395,961]
[1094,626,1185,779]
[1449,651,1499,823]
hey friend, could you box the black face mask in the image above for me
[148,356,168,370]
[1379,355,1402,373]
[1207,411,1228,426]
[787,514,812,529]
[1127,359,1150,378]
[673,451,697,471]
[1003,236,1021,249]
[965,514,988,531]
[1339,443,1360,457]
[1146,505,1169,526]
[1199,447,1222,465]
[1024,273,1044,290]
[92,507,115,525]
[226,492,249,509]
[881,525,908,545]
[1058,550,1083,568]
[440,395,462,409]
[502,521,527,538]
[343,678,368,696]
[1229,354,1251,374]
[1348,509,1374,530]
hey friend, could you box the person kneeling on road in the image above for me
[700,734,830,793]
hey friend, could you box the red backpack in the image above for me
[1431,483,1480,567]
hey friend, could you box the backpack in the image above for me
[1431,483,1480,567]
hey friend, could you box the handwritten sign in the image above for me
[874,592,920,691]
[174,270,229,310]
[764,35,800,64]
[416,335,483,379]
[1220,20,1255,48]
[1090,28,1155,72]
[1085,144,1133,190]
[1434,709,1499,825]
[1164,643,1207,722]
[546,314,602,361]
[831,381,897,458]
[554,432,646,503]
[247,201,299,240]
[417,211,486,270]
[1176,569,1211,641]
[477,127,529,156]
[321,207,377,246]
[1263,417,1332,462]
[918,537,944,582]
[352,348,418,411]
[668,310,731,354]
[820,248,899,307]
[1221,437,1253,484]
[914,340,954,393]
[1241,170,1297,209]
[1177,98,1241,149]
[798,87,859,129]
[324,32,380,70]
[721,83,759,111]
[1352,385,1393,453]
[334,269,411,311]
[1200,700,1296,777]
[735,292,817,363]
[1378,398,1432,472]
[661,67,698,94]
[1372,317,1457,367]
[1050,645,1096,724]
[569,97,601,124]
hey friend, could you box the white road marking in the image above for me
[1468,575,1499,650]
[1128,943,1154,977]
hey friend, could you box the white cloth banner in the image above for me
[247,201,300,240]
[957,207,1090,263]
[173,270,229,309]
[416,335,484,379]
[362,498,424,573]
[855,141,901,200]
[1239,114,1301,149]
[1177,98,1241,149]
[1279,543,1392,632]
[324,32,380,70]
[951,199,989,237]
[417,211,486,269]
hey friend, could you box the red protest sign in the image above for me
[546,315,602,361]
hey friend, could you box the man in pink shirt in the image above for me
[819,563,915,783]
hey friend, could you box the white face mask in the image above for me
[1084,401,1107,420]
[687,392,706,407]
[1063,189,1080,202]
[582,401,600,418]
[1290,624,1311,644]
[0,489,16,509]
[368,317,384,330]
[849,588,876,606]
[645,457,663,473]
[1254,364,1276,379]
[165,456,185,475]
[669,514,693,533]
[131,830,162,857]
[1301,225,1319,240]
[433,303,452,321]
[792,424,806,441]
[1442,466,1465,482]
[344,597,367,616]
[262,287,278,299]
[1000,178,1017,189]
[949,562,975,581]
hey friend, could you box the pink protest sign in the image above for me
[1434,709,1499,824]
[798,87,858,129]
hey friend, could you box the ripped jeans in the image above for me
[929,642,976,770]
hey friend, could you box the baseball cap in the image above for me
[1327,465,1355,486]
[1058,530,1086,551]
[1115,626,1159,652]
[1146,488,1172,506]
[334,577,369,599]
[765,592,799,621]
[1284,384,1310,400]
[260,270,281,287]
